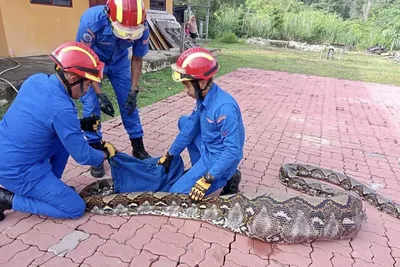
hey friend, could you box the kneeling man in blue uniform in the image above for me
[157,47,245,202]
[0,42,117,220]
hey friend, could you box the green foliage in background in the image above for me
[179,0,400,50]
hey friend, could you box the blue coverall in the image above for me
[168,83,245,195]
[0,74,104,219]
[76,5,150,144]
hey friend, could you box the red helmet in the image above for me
[106,0,146,40]
[171,47,219,82]
[49,41,105,83]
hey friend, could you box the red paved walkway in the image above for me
[1,68,400,267]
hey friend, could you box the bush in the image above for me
[216,32,240,44]
[208,0,400,50]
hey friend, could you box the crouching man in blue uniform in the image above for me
[76,0,152,178]
[157,47,245,201]
[0,42,117,220]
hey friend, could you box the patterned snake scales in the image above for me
[79,163,400,244]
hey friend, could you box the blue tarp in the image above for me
[109,152,185,193]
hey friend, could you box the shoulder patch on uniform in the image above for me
[83,32,93,43]
[206,117,215,124]
[217,116,226,124]
[143,38,149,45]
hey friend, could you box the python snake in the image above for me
[79,163,400,244]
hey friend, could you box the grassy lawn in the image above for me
[2,40,400,120]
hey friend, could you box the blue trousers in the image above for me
[168,116,228,195]
[1,138,85,219]
[80,63,144,143]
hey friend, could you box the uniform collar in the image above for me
[49,74,71,98]
[200,83,217,108]
[103,21,113,36]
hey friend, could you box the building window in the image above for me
[30,0,72,7]
[150,0,166,11]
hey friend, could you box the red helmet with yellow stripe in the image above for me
[106,0,146,40]
[49,41,104,83]
[171,47,219,82]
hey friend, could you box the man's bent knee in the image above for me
[68,197,86,219]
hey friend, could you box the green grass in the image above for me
[204,41,400,86]
[2,41,400,120]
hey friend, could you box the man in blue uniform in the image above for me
[76,0,151,178]
[0,41,117,220]
[157,47,244,201]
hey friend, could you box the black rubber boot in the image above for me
[131,137,151,160]
[90,161,105,178]
[0,187,14,221]
[220,169,242,195]
[89,142,105,178]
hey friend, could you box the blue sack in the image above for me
[108,152,184,193]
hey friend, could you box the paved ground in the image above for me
[1,68,400,267]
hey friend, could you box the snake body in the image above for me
[79,163,400,244]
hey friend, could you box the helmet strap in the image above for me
[192,78,213,100]
[56,67,85,98]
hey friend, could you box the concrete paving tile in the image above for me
[97,239,139,263]
[225,248,269,267]
[353,258,386,267]
[3,215,45,239]
[161,217,185,233]
[33,219,74,239]
[129,215,168,228]
[0,239,29,265]
[312,241,352,257]
[198,243,229,267]
[195,224,234,248]
[151,255,177,267]
[153,228,192,249]
[309,247,333,267]
[90,214,128,229]
[0,212,31,233]
[370,242,395,266]
[65,234,106,264]
[77,218,117,239]
[48,230,90,256]
[109,217,144,244]
[251,240,273,258]
[30,252,57,266]
[269,248,312,267]
[61,213,93,229]
[83,251,129,267]
[178,219,201,238]
[0,234,13,247]
[0,245,44,267]
[180,238,210,266]
[129,250,159,267]
[143,238,186,262]
[231,234,253,254]
[17,229,59,251]
[274,244,312,258]
[39,256,79,267]
[330,253,354,267]
[125,224,159,250]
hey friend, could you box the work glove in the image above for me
[80,115,100,132]
[189,173,214,202]
[97,93,115,117]
[101,141,118,159]
[125,87,139,116]
[156,152,174,174]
